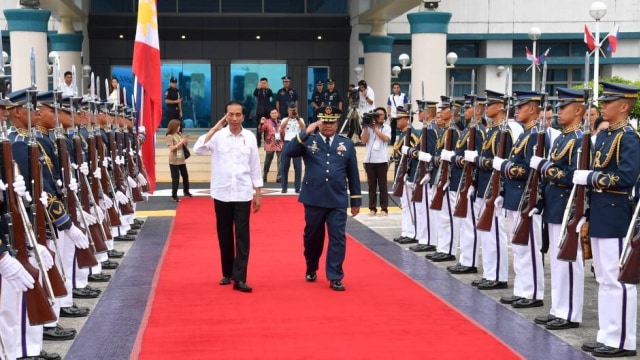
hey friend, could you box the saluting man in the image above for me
[283,105,361,291]
[573,82,640,358]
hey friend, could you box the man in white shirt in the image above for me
[386,83,408,144]
[61,71,75,96]
[279,105,306,193]
[193,101,263,292]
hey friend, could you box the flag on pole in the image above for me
[606,25,619,53]
[525,46,536,62]
[584,24,596,51]
[537,48,551,65]
[132,0,161,192]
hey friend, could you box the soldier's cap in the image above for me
[315,105,341,122]
[281,75,291,81]
[438,96,451,108]
[513,90,542,107]
[395,106,411,118]
[597,81,639,102]
[170,76,177,83]
[453,99,465,108]
[417,100,438,111]
[0,97,13,107]
[315,80,323,85]
[327,78,335,84]
[485,90,505,104]
[464,94,486,107]
[555,88,585,108]
[5,88,40,109]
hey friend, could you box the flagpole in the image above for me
[590,1,607,105]
[528,27,541,91]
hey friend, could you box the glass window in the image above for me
[307,0,347,13]
[178,0,220,12]
[265,0,304,13]
[307,66,329,122]
[230,62,287,127]
[221,0,261,12]
[91,0,134,12]
[157,0,176,13]
[448,43,479,58]
[447,68,477,97]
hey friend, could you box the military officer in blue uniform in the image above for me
[275,75,299,117]
[283,105,361,291]
[311,80,324,113]
[321,78,343,111]
[530,88,586,330]
[493,90,545,308]
[573,82,640,358]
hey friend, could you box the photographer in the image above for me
[280,105,306,193]
[360,107,391,216]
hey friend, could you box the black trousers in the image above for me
[214,199,252,282]
[389,118,397,144]
[169,164,190,198]
[303,205,347,281]
[363,162,389,212]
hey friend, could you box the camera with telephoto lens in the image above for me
[362,111,377,126]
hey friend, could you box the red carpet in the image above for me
[135,197,521,359]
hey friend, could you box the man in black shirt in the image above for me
[253,77,273,146]
[164,76,182,127]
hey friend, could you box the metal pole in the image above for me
[531,39,537,91]
[593,19,601,105]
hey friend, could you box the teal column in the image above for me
[50,33,83,52]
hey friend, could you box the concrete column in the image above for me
[50,31,83,93]
[362,34,394,110]
[407,11,452,109]
[4,9,50,90]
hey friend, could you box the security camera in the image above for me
[424,0,441,10]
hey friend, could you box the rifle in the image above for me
[431,76,456,211]
[108,116,135,215]
[453,87,478,217]
[411,107,428,202]
[95,118,123,227]
[618,198,640,284]
[391,118,412,197]
[123,125,145,202]
[512,62,548,246]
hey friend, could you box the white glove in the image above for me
[528,208,539,217]
[78,209,97,226]
[93,168,102,180]
[576,217,587,234]
[443,181,450,191]
[91,206,105,223]
[102,158,110,168]
[495,196,504,209]
[440,149,455,163]
[129,149,136,157]
[33,244,54,271]
[64,225,89,249]
[115,191,129,205]
[100,196,114,210]
[13,175,27,198]
[403,174,408,183]
[116,156,125,166]
[127,176,138,188]
[137,173,148,186]
[418,151,432,163]
[68,178,78,192]
[80,162,89,176]
[572,170,591,185]
[420,174,431,186]
[0,254,35,292]
[401,145,411,156]
[0,179,6,191]
[39,191,48,207]
[467,185,475,199]
[138,126,146,134]
[464,150,478,163]
[492,157,506,171]
[530,155,545,171]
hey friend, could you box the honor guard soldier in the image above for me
[493,91,545,308]
[283,105,361,291]
[392,106,420,245]
[472,90,514,290]
[573,82,640,358]
[275,76,299,117]
[529,88,586,331]
[164,76,182,125]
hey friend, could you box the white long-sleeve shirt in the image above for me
[193,127,263,202]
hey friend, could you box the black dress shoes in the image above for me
[499,295,523,304]
[329,280,345,291]
[471,278,487,287]
[88,273,111,282]
[534,314,557,325]
[305,272,317,282]
[409,244,436,252]
[133,218,145,226]
[430,253,456,262]
[397,237,418,244]
[393,236,409,243]
[130,223,142,230]
[447,264,478,274]
[39,350,62,360]
[43,325,76,341]
[127,229,139,236]
[114,234,136,241]
[233,282,252,292]
[101,260,119,269]
[545,318,579,330]
[511,298,543,308]
[107,249,125,258]
[60,305,90,318]
[72,287,100,299]
[592,346,637,358]
[183,192,193,197]
[477,280,508,290]
[582,341,605,353]
[219,277,232,285]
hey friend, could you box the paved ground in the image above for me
[41,182,638,359]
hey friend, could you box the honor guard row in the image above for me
[0,70,151,359]
[390,79,640,358]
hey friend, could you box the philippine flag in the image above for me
[537,48,551,65]
[584,24,596,51]
[132,0,161,192]
[607,25,619,53]
[525,47,536,62]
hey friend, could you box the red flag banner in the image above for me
[584,24,596,52]
[133,0,161,192]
